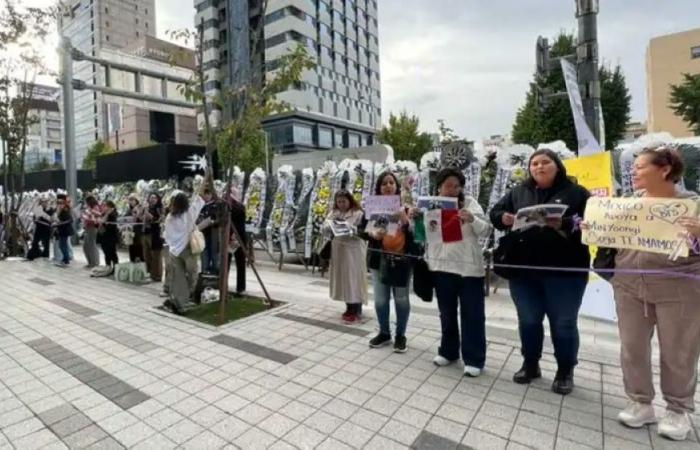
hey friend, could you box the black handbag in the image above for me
[592,247,617,281]
[492,231,529,280]
[412,258,434,302]
[319,239,332,260]
[379,254,412,287]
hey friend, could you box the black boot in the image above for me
[551,367,574,395]
[513,360,542,384]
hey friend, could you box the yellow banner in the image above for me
[583,197,697,258]
[563,151,614,197]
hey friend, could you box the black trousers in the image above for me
[227,247,246,293]
[101,239,119,267]
[28,226,51,259]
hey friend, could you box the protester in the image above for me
[227,189,247,295]
[54,194,74,267]
[425,168,491,376]
[125,195,144,263]
[362,172,414,353]
[197,188,220,275]
[97,200,120,270]
[326,190,367,322]
[609,147,700,440]
[27,196,54,260]
[81,195,101,268]
[490,149,590,395]
[163,191,205,315]
[142,193,164,283]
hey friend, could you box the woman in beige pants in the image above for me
[612,146,700,441]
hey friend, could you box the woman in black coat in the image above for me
[490,148,590,395]
[99,201,120,269]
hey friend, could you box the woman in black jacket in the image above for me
[490,148,590,395]
[99,200,120,269]
[142,193,164,282]
[362,171,414,353]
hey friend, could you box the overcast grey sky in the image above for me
[155,0,697,140]
[27,0,700,140]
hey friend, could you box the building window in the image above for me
[106,34,109,41]
[692,46,700,59]
[105,20,109,27]
[318,127,332,148]
[105,6,108,13]
[348,132,360,148]
[293,124,313,145]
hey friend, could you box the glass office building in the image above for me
[194,0,382,153]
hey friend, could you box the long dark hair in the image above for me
[374,171,401,196]
[148,193,163,210]
[170,193,189,216]
[333,190,360,211]
[524,149,570,188]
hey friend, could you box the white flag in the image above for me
[560,59,601,156]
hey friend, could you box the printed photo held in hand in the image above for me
[326,219,354,237]
[512,204,569,231]
[416,196,459,211]
[364,195,402,237]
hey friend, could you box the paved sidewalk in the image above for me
[0,254,699,449]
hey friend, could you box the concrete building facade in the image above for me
[24,85,64,170]
[646,27,700,137]
[194,0,382,154]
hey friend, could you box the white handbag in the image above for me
[189,229,205,255]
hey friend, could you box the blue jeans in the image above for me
[433,272,486,368]
[58,236,71,264]
[371,270,411,337]
[509,274,587,368]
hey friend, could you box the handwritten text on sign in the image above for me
[583,197,698,258]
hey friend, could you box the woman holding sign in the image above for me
[362,172,415,353]
[426,168,491,377]
[490,149,590,395]
[326,190,367,323]
[610,147,700,441]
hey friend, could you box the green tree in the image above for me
[600,65,632,148]
[670,73,700,135]
[377,111,433,163]
[512,32,632,151]
[81,140,114,170]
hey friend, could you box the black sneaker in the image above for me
[393,335,407,353]
[369,333,392,348]
[551,367,574,395]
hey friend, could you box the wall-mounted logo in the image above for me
[179,154,207,172]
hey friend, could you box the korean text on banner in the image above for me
[560,59,602,156]
[563,151,614,197]
[583,197,698,258]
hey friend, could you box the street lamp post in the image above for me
[59,37,78,206]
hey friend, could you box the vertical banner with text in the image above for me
[561,59,602,156]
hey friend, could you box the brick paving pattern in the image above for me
[0,255,699,449]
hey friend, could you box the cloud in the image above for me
[25,0,699,142]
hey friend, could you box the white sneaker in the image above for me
[658,410,692,441]
[617,402,657,428]
[433,355,456,367]
[463,365,482,377]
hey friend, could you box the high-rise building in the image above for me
[646,27,700,138]
[58,0,157,165]
[24,85,64,170]
[195,0,382,153]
